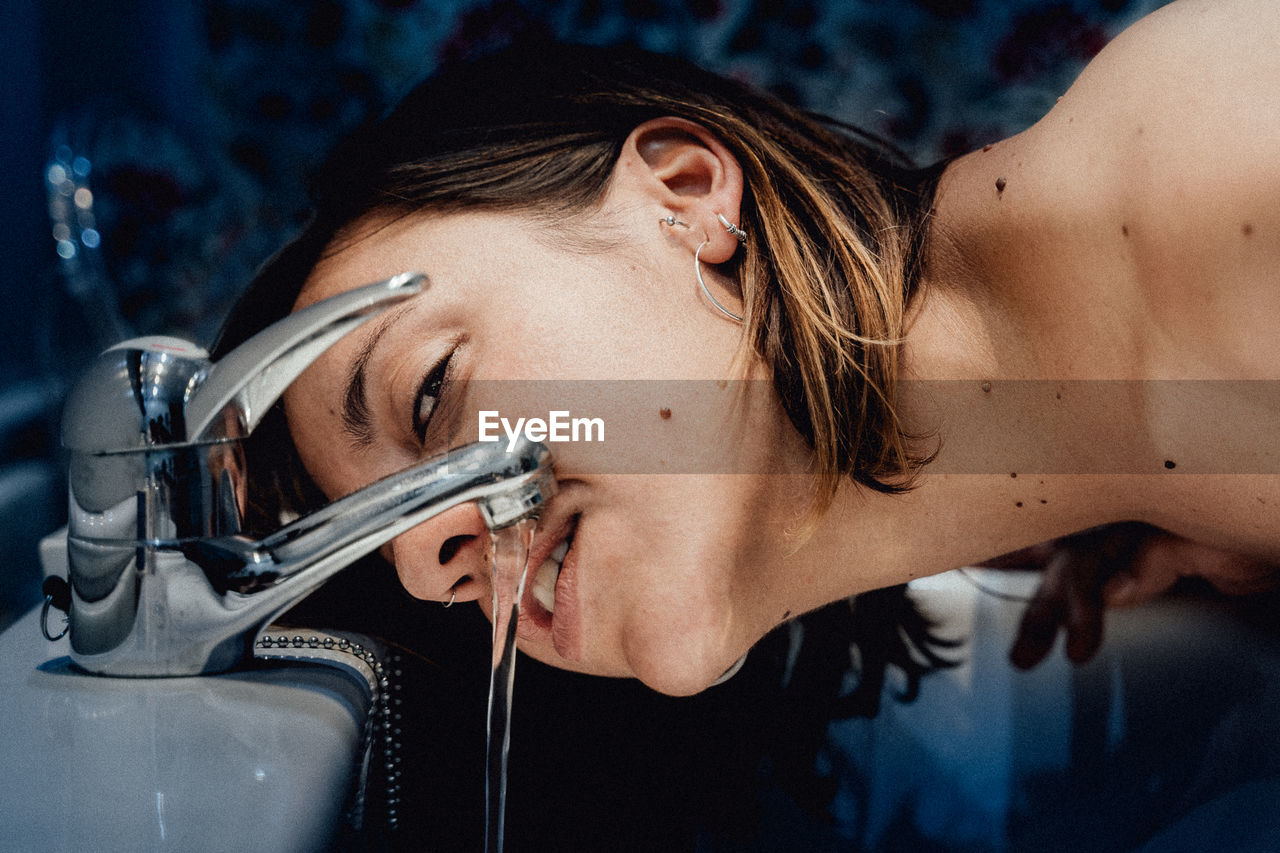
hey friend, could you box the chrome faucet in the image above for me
[54,272,555,676]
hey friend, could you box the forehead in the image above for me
[295,212,441,310]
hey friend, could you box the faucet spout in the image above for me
[202,437,555,641]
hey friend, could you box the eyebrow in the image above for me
[341,303,414,449]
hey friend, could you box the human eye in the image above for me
[411,349,455,444]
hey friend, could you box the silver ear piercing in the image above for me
[661,211,746,324]
[717,213,748,244]
[662,212,747,245]
[695,239,745,324]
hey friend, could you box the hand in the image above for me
[979,522,1280,670]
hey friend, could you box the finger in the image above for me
[1063,548,1106,664]
[1009,553,1069,670]
[1010,596,1061,670]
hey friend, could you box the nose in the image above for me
[388,503,491,604]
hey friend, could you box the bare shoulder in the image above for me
[1060,0,1280,550]
[1026,0,1280,379]
[1059,0,1280,181]
[933,1,1280,554]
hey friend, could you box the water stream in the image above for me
[485,518,536,853]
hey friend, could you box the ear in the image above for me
[616,117,745,265]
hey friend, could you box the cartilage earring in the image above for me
[660,214,689,228]
[695,239,745,324]
[716,213,747,245]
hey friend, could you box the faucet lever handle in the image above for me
[188,272,425,440]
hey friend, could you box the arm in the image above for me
[981,524,1280,670]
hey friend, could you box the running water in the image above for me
[485,518,536,853]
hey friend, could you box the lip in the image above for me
[516,512,582,662]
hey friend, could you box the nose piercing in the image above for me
[442,587,457,608]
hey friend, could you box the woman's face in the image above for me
[285,202,817,695]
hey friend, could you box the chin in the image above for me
[628,645,755,696]
[621,629,748,697]
[633,665,722,697]
[517,629,743,696]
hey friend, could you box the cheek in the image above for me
[583,478,748,615]
[486,255,733,382]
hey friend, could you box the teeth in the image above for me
[531,533,572,614]
[529,535,570,614]
[530,558,559,612]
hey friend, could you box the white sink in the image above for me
[0,605,377,852]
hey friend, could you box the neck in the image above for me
[769,151,1145,610]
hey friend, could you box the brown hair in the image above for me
[215,37,944,523]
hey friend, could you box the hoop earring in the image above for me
[695,239,745,324]
[716,213,747,245]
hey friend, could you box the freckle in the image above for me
[1010,472,1017,478]
[1164,460,1176,469]
[1067,116,1073,124]
[782,610,792,620]
[1121,224,1129,237]
[1258,497,1267,505]
[659,407,672,420]
[1039,499,1047,504]
[1055,391,1062,400]
[995,177,1007,195]
[981,381,992,393]
[1015,501,1023,508]
[1242,222,1254,236]
[1136,126,1143,135]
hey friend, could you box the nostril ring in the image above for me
[442,588,457,608]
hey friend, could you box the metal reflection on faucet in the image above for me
[56,271,556,676]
